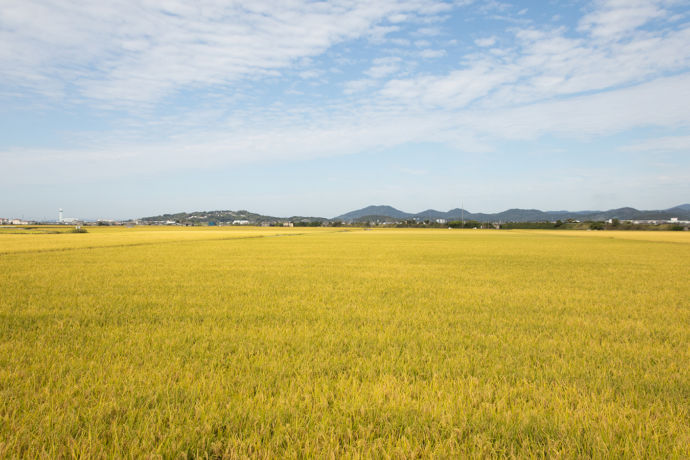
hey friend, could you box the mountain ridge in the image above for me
[335,204,690,222]
[334,204,690,222]
[139,204,690,223]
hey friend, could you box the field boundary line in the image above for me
[507,229,690,245]
[0,230,360,257]
[0,233,304,256]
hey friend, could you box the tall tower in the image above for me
[58,208,63,223]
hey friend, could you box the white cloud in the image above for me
[389,38,412,46]
[6,72,690,186]
[474,36,497,47]
[461,73,690,140]
[299,69,323,79]
[377,11,690,111]
[579,0,669,40]
[419,49,447,58]
[416,26,442,36]
[343,78,376,94]
[380,60,517,108]
[0,0,452,105]
[620,135,690,151]
[398,167,429,175]
[365,57,403,78]
[2,0,690,189]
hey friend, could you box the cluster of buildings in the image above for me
[0,217,133,226]
[0,218,33,225]
[144,220,297,227]
[630,218,689,225]
[4,208,687,229]
[606,217,690,225]
[0,209,137,227]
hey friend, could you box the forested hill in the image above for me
[140,204,690,224]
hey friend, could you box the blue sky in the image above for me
[1,0,689,220]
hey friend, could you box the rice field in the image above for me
[0,227,688,457]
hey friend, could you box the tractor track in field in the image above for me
[0,229,361,257]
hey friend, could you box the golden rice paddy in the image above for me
[1,227,688,457]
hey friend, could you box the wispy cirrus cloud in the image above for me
[378,11,690,111]
[1,0,689,197]
[578,0,671,40]
[365,57,404,78]
[0,0,452,106]
[474,36,497,47]
[5,71,690,187]
[621,135,690,152]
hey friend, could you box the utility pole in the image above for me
[461,201,464,228]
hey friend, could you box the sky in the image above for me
[1,0,689,220]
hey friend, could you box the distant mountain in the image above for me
[346,215,405,223]
[668,203,690,212]
[496,209,553,222]
[336,204,690,222]
[411,209,453,219]
[140,204,690,224]
[140,209,326,224]
[577,207,690,221]
[335,205,411,221]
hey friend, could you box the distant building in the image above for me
[232,220,250,225]
[283,222,294,227]
[436,219,447,224]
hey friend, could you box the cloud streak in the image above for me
[0,0,452,105]
[1,0,689,191]
[5,72,690,186]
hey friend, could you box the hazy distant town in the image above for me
[3,204,689,230]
